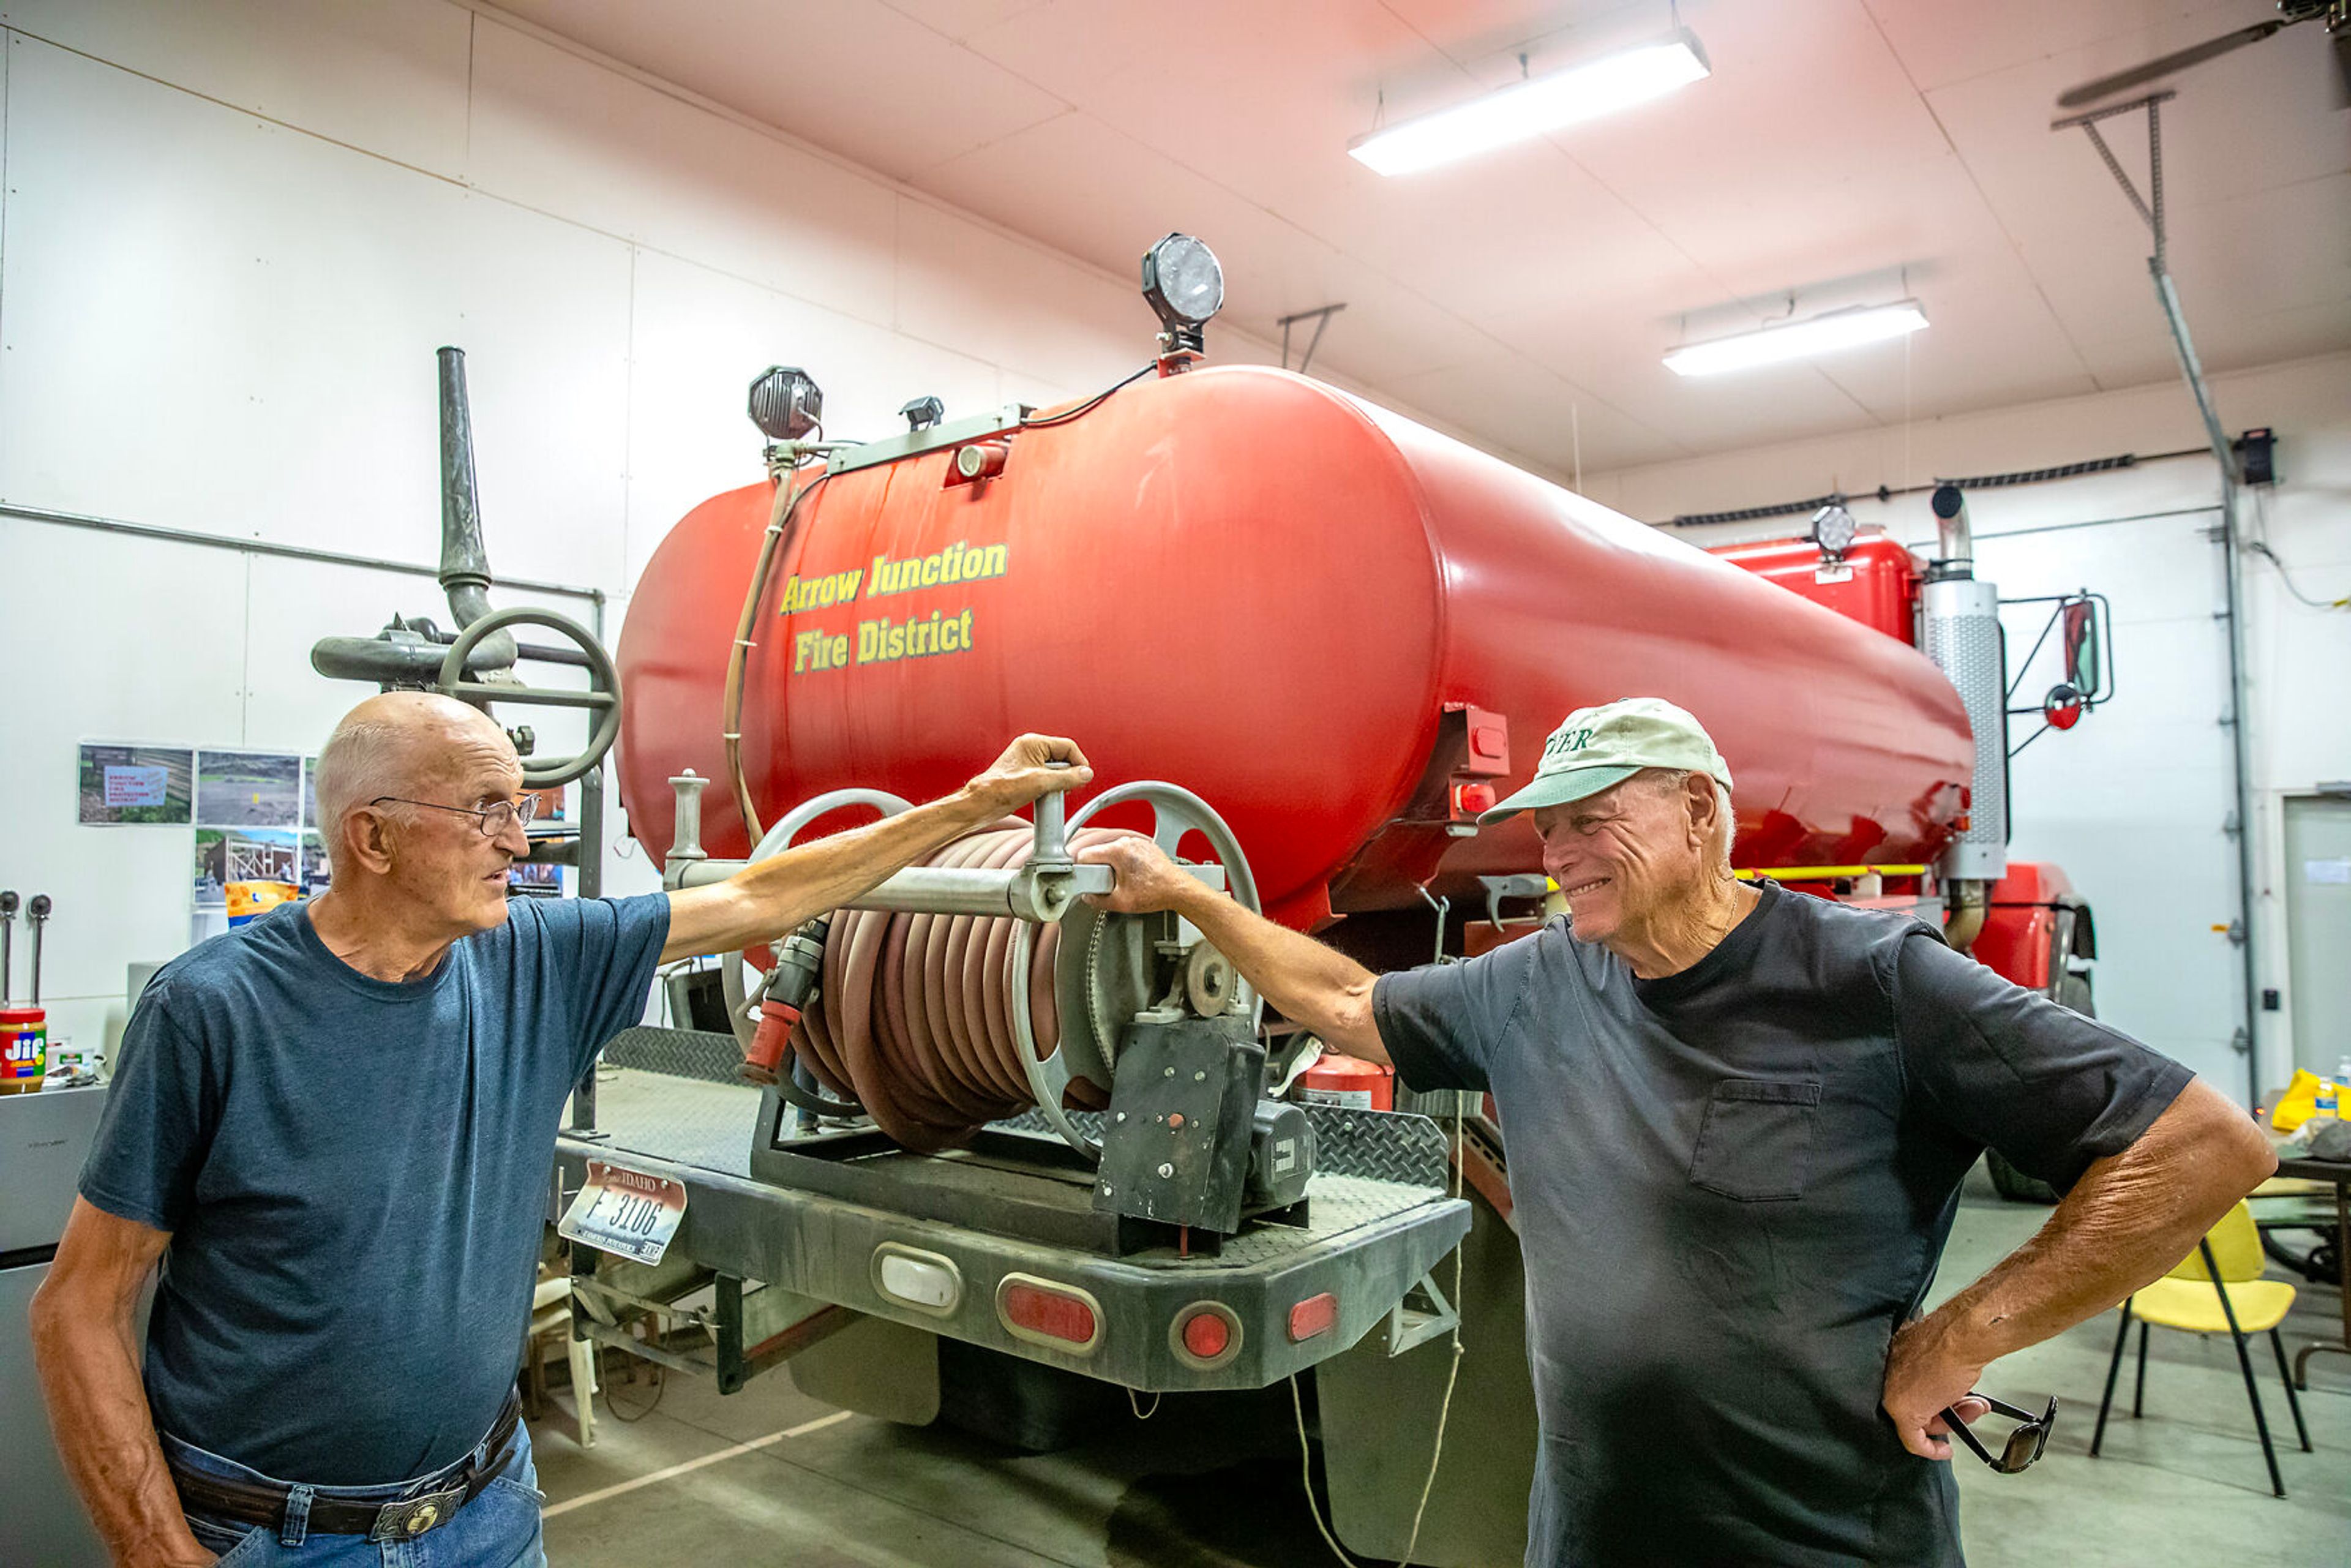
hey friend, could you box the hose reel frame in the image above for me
[716,780,1262,1163]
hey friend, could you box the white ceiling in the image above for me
[482,0,2351,476]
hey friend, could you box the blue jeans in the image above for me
[165,1421,547,1567]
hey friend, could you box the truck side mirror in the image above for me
[2061,596,2100,696]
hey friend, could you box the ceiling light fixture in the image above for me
[1663,301,1930,377]
[1349,29,1710,176]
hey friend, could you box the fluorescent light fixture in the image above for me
[1350,30,1710,176]
[1663,301,1930,377]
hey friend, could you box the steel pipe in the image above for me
[838,863,1112,918]
[663,856,1108,915]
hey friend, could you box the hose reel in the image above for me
[710,779,1261,1164]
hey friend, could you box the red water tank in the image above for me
[618,366,1973,929]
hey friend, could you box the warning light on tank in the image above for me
[1141,233,1225,356]
[748,366,824,443]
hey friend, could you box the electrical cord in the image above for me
[2239,485,2346,609]
[1397,1109,1469,1568]
[1021,362,1156,429]
[1291,1375,1366,1568]
[598,1319,667,1422]
[2246,540,2347,609]
[1292,1104,1473,1568]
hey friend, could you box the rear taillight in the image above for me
[997,1274,1101,1354]
[1171,1301,1243,1370]
[1288,1292,1338,1343]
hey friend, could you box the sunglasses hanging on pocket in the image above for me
[1943,1394,2057,1473]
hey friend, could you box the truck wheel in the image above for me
[1984,970,2094,1205]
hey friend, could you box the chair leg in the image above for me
[2268,1329,2312,1453]
[2092,1302,2132,1457]
[2132,1320,2150,1417]
[2225,1329,2286,1498]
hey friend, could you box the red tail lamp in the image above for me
[1288,1292,1339,1343]
[997,1274,1101,1354]
[1170,1301,1242,1370]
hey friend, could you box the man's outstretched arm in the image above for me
[661,733,1091,964]
[31,1198,211,1567]
[1881,1076,2276,1458]
[1077,835,1390,1065]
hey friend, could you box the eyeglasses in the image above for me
[369,795,539,837]
[1943,1394,2057,1474]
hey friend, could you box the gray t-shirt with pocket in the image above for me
[1372,878,2190,1567]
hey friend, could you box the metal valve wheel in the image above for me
[1024,781,1262,1160]
[435,605,623,790]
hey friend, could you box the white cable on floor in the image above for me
[1291,1374,1366,1568]
[1295,1103,1477,1568]
[1397,1108,1470,1568]
[541,1409,853,1518]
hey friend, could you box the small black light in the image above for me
[1141,233,1225,348]
[748,366,823,441]
[900,396,945,432]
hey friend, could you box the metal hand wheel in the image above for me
[1019,781,1262,1161]
[436,606,622,790]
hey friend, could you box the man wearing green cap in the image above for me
[1079,696,2273,1567]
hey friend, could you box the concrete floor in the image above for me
[531,1177,2350,1567]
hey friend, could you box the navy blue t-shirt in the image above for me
[1373,879,2191,1568]
[80,894,669,1484]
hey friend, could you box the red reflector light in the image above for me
[1451,782,1496,818]
[1289,1292,1338,1342]
[1181,1310,1231,1360]
[999,1278,1099,1351]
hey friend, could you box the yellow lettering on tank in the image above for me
[849,609,981,667]
[865,541,1010,600]
[798,629,851,672]
[779,568,863,615]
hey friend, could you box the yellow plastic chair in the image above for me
[2089,1201,2311,1496]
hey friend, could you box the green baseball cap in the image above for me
[1479,697,1734,825]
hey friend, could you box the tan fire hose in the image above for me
[720,461,822,846]
[784,825,1138,1153]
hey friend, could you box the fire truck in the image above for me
[315,236,2109,1566]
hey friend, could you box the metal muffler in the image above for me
[1922,484,2007,942]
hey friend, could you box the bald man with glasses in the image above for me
[32,690,1090,1567]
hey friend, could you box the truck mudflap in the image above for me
[553,1049,1469,1395]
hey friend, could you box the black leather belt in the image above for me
[170,1395,523,1544]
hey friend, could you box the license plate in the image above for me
[558,1160,687,1265]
